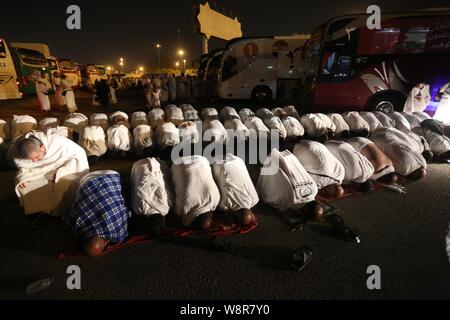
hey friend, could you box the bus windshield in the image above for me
[206,54,223,81]
[16,48,47,66]
[60,60,77,70]
[97,66,106,76]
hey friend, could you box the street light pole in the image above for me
[119,57,124,74]
[156,44,162,71]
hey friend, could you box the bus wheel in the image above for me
[251,86,272,104]
[367,93,406,113]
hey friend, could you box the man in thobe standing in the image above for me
[60,74,78,113]
[30,70,51,113]
[168,74,177,102]
[404,83,431,113]
[52,72,65,108]
[434,83,450,124]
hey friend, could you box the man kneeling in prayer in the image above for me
[172,155,220,230]
[257,149,323,221]
[131,158,173,236]
[212,154,259,225]
[324,140,375,192]
[12,132,89,216]
[346,137,398,184]
[370,127,428,180]
[68,171,131,257]
[293,140,345,199]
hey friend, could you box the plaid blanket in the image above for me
[70,174,131,243]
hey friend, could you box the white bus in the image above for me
[0,36,21,100]
[217,35,310,102]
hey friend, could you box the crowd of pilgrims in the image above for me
[1,103,450,257]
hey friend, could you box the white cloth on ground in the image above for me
[131,158,174,216]
[212,154,259,212]
[370,127,427,176]
[172,155,220,227]
[257,149,318,211]
[325,140,374,183]
[107,124,132,152]
[293,140,345,189]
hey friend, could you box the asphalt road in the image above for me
[0,92,449,300]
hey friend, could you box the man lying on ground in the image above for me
[68,170,131,257]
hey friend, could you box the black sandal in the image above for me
[325,214,360,243]
[290,246,313,272]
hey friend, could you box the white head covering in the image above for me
[342,112,370,135]
[373,111,396,128]
[106,124,132,152]
[358,112,383,133]
[148,108,165,127]
[282,116,304,138]
[239,108,256,123]
[203,119,227,143]
[220,106,240,121]
[387,112,411,132]
[300,114,328,139]
[224,118,250,141]
[179,121,200,144]
[155,122,180,148]
[133,124,153,153]
[131,111,148,128]
[201,108,219,121]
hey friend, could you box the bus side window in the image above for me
[222,56,238,81]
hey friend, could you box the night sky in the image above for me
[2,0,449,71]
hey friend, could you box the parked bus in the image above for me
[217,34,311,102]
[199,48,224,99]
[96,65,107,80]
[11,47,50,95]
[300,9,450,113]
[11,42,60,79]
[58,58,80,88]
[0,36,21,100]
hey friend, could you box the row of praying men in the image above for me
[7,108,450,257]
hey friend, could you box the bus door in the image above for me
[0,37,21,100]
[276,42,301,100]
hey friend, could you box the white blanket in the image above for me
[257,149,318,211]
[358,112,383,133]
[133,125,153,153]
[107,124,132,151]
[342,112,370,135]
[172,155,220,227]
[327,113,350,136]
[387,112,411,132]
[293,141,345,189]
[212,154,259,211]
[370,127,427,176]
[12,131,89,215]
[131,112,148,128]
[156,122,180,148]
[131,158,174,216]
[325,140,374,183]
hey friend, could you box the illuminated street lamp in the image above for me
[139,66,144,74]
[178,49,184,58]
[183,59,186,72]
[119,57,124,73]
[156,44,162,70]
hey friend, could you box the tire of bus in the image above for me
[366,92,406,113]
[251,86,273,104]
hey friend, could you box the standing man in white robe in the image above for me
[52,72,65,107]
[434,82,450,124]
[30,71,51,112]
[404,83,431,113]
[60,74,78,113]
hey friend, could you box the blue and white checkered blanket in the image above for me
[70,173,131,242]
